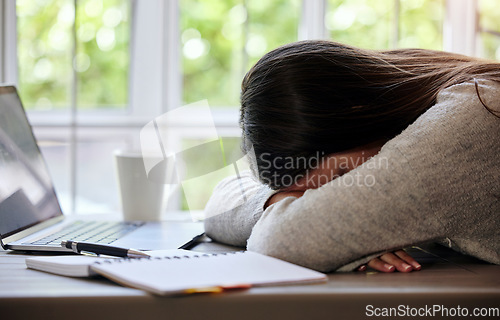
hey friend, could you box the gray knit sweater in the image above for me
[204,80,500,273]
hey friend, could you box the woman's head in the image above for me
[240,40,500,189]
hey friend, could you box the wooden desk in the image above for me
[1,241,499,320]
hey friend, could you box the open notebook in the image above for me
[26,250,327,296]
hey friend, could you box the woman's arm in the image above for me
[247,144,440,273]
[266,189,421,273]
[205,165,422,273]
[203,171,275,247]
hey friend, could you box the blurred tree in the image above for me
[479,0,500,60]
[327,0,394,49]
[76,0,129,109]
[327,0,443,50]
[17,0,130,110]
[17,0,73,110]
[399,0,443,50]
[180,0,300,106]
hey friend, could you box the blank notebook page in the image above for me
[91,251,327,295]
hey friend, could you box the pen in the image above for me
[178,232,206,250]
[61,240,150,258]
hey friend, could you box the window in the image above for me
[15,0,133,216]
[16,0,130,110]
[2,0,498,217]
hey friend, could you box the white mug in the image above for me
[114,151,166,221]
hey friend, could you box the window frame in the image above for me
[0,0,18,85]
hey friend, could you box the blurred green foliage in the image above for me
[17,0,499,111]
[17,0,73,109]
[180,0,300,106]
[326,0,443,50]
[17,0,129,110]
[75,0,129,109]
[327,0,394,49]
[479,0,500,60]
[398,0,443,49]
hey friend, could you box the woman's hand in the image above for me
[358,250,421,273]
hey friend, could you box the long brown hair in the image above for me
[240,40,500,189]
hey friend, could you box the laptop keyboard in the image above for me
[27,220,144,246]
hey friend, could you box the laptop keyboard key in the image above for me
[29,221,142,246]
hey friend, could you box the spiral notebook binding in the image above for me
[93,251,244,265]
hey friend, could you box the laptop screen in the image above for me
[0,86,63,239]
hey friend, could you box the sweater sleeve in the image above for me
[203,171,275,247]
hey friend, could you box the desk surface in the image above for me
[1,237,499,320]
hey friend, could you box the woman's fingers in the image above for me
[361,250,422,273]
[394,250,422,270]
[367,258,395,272]
[379,252,414,272]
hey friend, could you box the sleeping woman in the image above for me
[204,40,500,273]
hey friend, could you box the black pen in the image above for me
[178,233,206,250]
[61,240,150,258]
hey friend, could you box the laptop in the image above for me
[0,86,204,253]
